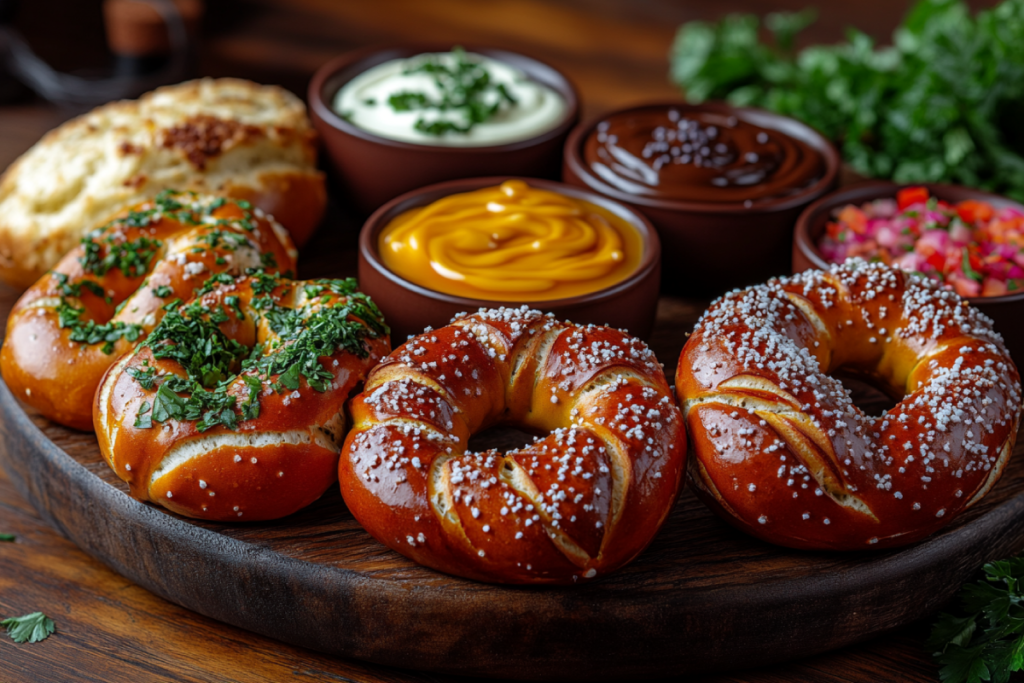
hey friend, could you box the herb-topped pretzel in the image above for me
[94,273,389,521]
[1,191,297,430]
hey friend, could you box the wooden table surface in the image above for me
[0,0,1010,681]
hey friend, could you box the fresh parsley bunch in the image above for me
[669,0,1024,200]
[928,557,1024,682]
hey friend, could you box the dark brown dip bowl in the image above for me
[359,177,661,345]
[563,101,840,296]
[794,181,1024,365]
[309,45,580,216]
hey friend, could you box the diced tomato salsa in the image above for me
[816,187,1024,298]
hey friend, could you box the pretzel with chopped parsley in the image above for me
[94,272,389,521]
[676,259,1022,550]
[1,191,297,430]
[339,307,686,584]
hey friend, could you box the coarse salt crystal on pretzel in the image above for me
[0,191,297,431]
[94,272,389,521]
[676,258,1022,550]
[339,306,687,584]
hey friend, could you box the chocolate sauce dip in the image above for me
[583,105,825,204]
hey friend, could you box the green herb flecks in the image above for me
[669,0,1024,201]
[126,361,157,390]
[152,285,173,298]
[2,612,55,644]
[0,533,15,542]
[52,273,108,301]
[134,400,152,428]
[196,229,249,251]
[929,556,1024,682]
[962,249,984,283]
[388,46,518,136]
[79,234,163,279]
[56,300,144,354]
[128,277,387,432]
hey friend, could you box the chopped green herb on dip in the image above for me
[333,47,566,146]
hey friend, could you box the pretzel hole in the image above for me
[467,425,537,454]
[829,369,900,417]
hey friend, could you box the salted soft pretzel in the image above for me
[1,191,296,430]
[676,259,1022,550]
[340,307,686,585]
[94,273,389,521]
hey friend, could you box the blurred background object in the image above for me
[0,0,199,108]
[104,0,202,77]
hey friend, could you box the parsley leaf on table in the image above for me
[2,612,55,644]
[0,533,14,542]
[928,557,1024,682]
[669,0,1024,200]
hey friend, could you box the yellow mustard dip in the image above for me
[378,180,644,301]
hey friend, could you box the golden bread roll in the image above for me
[0,78,324,288]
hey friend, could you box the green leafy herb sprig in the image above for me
[928,556,1024,682]
[387,46,517,136]
[669,0,1024,200]
[2,612,55,644]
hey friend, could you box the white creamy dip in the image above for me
[333,51,567,146]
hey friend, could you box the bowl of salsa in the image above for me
[793,182,1024,362]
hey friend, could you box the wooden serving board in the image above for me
[1,224,1024,680]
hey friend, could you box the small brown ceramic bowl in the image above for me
[309,45,580,216]
[562,102,840,296]
[793,181,1024,364]
[358,177,661,345]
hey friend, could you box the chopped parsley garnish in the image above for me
[197,229,248,251]
[52,273,108,301]
[154,189,184,212]
[134,400,152,428]
[127,276,387,432]
[56,299,144,354]
[241,375,262,420]
[225,295,245,321]
[152,285,173,298]
[2,612,55,644]
[0,533,15,542]
[80,234,163,279]
[196,272,236,297]
[126,362,157,390]
[260,251,277,269]
[388,46,518,136]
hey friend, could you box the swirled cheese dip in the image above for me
[379,180,643,301]
[584,105,825,204]
[333,48,566,146]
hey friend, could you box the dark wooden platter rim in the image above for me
[2,376,1024,680]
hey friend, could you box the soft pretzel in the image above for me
[0,191,297,431]
[94,273,390,521]
[339,307,686,584]
[676,259,1022,550]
